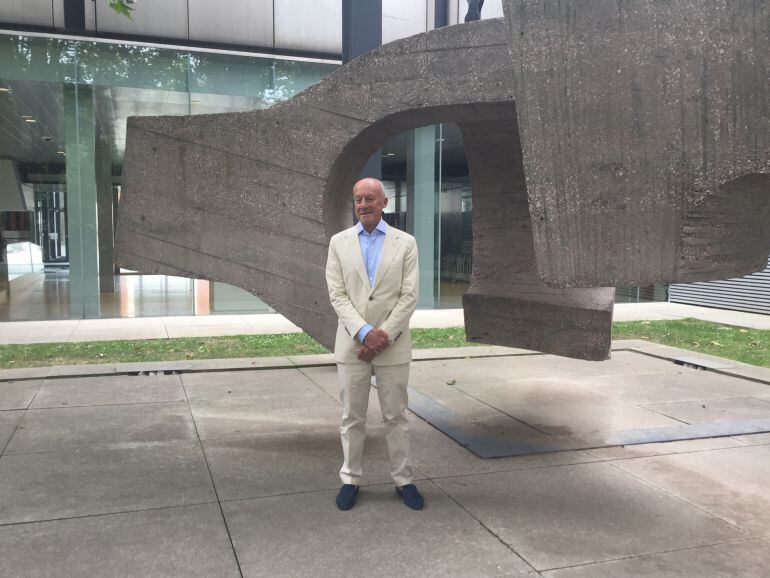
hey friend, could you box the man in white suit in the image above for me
[325,178,424,511]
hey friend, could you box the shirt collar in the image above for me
[356,219,388,236]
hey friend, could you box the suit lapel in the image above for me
[347,228,369,287]
[371,227,399,292]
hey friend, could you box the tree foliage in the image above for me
[109,0,135,19]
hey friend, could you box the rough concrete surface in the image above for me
[116,1,769,361]
[3,349,770,575]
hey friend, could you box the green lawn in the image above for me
[0,320,767,370]
[0,326,473,369]
[613,318,769,368]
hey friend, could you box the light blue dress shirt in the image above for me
[355,219,388,343]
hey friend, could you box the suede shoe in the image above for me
[396,484,424,510]
[335,484,359,511]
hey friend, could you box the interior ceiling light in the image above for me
[382,152,396,157]
[57,151,66,156]
[42,136,53,142]
[0,87,11,93]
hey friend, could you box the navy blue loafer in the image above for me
[336,484,359,511]
[396,484,424,510]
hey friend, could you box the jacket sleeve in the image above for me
[325,236,367,341]
[380,237,419,342]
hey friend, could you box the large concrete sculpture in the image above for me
[115,0,769,361]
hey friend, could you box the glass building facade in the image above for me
[0,30,664,322]
[0,32,336,320]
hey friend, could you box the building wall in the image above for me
[0,1,509,56]
[0,0,344,56]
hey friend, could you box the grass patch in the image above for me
[1,320,766,370]
[613,318,770,368]
[0,326,476,369]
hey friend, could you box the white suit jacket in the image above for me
[325,224,419,365]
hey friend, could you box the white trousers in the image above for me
[337,361,413,487]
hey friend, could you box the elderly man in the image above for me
[325,178,423,511]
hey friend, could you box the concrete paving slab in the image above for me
[203,428,404,501]
[0,320,77,344]
[0,411,22,452]
[162,315,251,327]
[296,365,341,400]
[674,355,736,369]
[644,397,770,424]
[47,363,117,377]
[410,378,548,442]
[67,318,168,342]
[0,366,50,380]
[731,432,770,445]
[166,325,257,338]
[0,503,240,577]
[717,363,770,386]
[184,356,295,371]
[577,368,770,405]
[412,345,536,360]
[413,351,676,387]
[222,482,534,577]
[240,313,302,333]
[544,537,770,577]
[0,380,39,410]
[118,360,194,374]
[449,376,679,442]
[586,436,747,460]
[610,339,658,349]
[189,399,340,441]
[182,368,326,403]
[5,402,196,453]
[29,374,185,409]
[0,441,215,524]
[407,386,569,458]
[287,353,335,366]
[410,415,598,478]
[612,445,770,535]
[434,462,742,570]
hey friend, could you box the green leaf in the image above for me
[109,0,135,19]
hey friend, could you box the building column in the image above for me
[343,0,382,180]
[407,126,437,308]
[64,84,100,318]
[96,121,115,293]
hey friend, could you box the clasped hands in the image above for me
[357,328,390,362]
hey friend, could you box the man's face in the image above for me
[353,182,388,231]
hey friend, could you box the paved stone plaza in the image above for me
[1,341,770,576]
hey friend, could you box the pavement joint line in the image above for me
[628,348,770,387]
[444,381,552,437]
[0,350,547,383]
[0,499,221,530]
[426,477,540,573]
[20,399,188,412]
[584,442,757,462]
[64,320,79,343]
[177,374,245,578]
[216,481,400,506]
[0,389,38,456]
[636,403,692,425]
[295,366,342,405]
[603,459,750,535]
[0,439,201,458]
[536,535,761,574]
[425,455,607,483]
